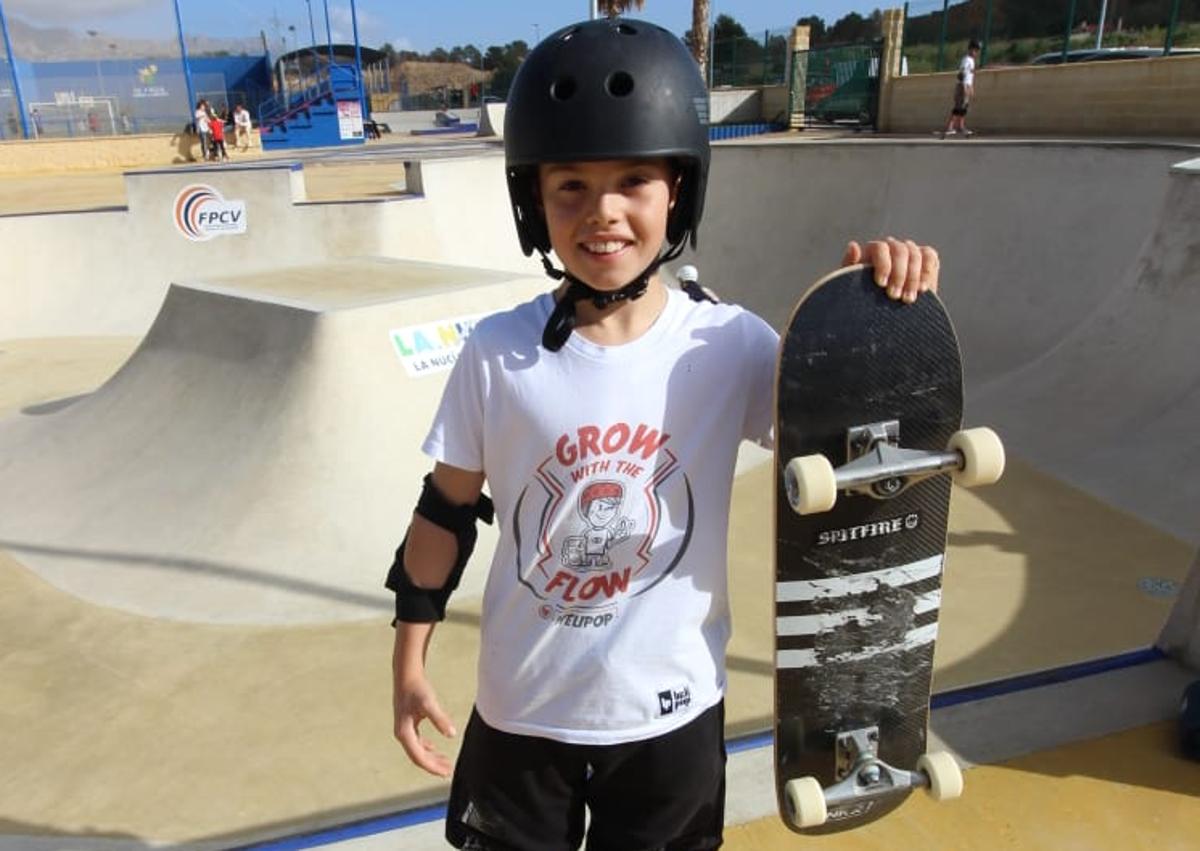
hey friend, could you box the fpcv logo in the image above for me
[174,184,247,241]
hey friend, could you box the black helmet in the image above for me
[504,18,711,257]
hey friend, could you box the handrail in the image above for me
[258,63,362,129]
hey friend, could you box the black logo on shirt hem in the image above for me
[657,686,692,716]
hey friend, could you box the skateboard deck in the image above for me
[772,265,1001,833]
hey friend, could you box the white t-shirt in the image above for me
[959,54,976,87]
[423,287,779,744]
[194,108,210,134]
[234,108,252,129]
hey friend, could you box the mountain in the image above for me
[7,16,264,61]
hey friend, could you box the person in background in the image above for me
[194,99,211,161]
[208,105,229,162]
[940,39,981,138]
[233,103,252,151]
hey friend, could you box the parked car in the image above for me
[1031,46,1200,65]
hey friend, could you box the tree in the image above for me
[599,0,645,16]
[713,13,748,40]
[817,10,884,44]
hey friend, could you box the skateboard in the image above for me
[772,265,1004,833]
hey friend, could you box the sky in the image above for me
[3,0,903,54]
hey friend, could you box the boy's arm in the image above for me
[391,462,486,777]
[403,463,486,589]
[393,620,455,776]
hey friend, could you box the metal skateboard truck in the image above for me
[784,420,1004,515]
[784,726,963,829]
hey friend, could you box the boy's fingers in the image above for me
[397,715,453,777]
[903,239,923,303]
[427,700,457,739]
[842,240,862,267]
[869,240,893,288]
[885,237,909,299]
[920,246,940,293]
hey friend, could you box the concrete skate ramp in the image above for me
[0,158,538,340]
[970,158,1200,545]
[0,258,547,623]
[1159,548,1200,667]
[691,141,1199,544]
[477,101,506,139]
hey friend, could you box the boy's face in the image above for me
[537,158,676,292]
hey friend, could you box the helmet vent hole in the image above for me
[550,77,578,101]
[616,23,637,35]
[561,26,581,41]
[606,71,635,98]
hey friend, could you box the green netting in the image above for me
[794,42,883,127]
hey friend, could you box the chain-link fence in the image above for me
[795,42,884,128]
[0,1,388,140]
[2,58,271,139]
[711,28,793,88]
[901,0,1200,73]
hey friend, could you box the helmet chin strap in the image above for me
[540,241,686,352]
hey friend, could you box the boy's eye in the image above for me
[557,179,585,192]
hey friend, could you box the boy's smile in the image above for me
[538,159,676,293]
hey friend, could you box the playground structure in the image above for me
[257,62,369,150]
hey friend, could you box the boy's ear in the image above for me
[669,173,682,211]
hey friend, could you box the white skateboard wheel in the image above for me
[947,427,1005,487]
[785,455,838,515]
[917,751,964,801]
[784,775,828,828]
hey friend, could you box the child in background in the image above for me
[208,107,228,162]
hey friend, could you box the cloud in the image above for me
[327,5,389,48]
[7,0,158,22]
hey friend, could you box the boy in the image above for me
[194,99,211,162]
[209,107,229,161]
[233,103,252,151]
[941,39,981,138]
[389,18,939,850]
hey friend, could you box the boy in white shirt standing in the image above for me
[233,103,252,151]
[942,39,981,138]
[389,17,941,850]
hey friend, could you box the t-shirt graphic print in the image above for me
[516,420,691,630]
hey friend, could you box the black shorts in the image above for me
[446,701,726,851]
[952,82,970,115]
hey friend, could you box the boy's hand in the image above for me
[393,671,457,777]
[842,239,940,304]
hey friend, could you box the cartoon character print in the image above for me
[511,422,696,631]
[560,481,636,571]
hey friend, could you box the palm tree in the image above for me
[691,0,710,73]
[598,0,645,17]
[599,0,710,76]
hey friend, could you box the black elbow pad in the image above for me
[385,474,494,623]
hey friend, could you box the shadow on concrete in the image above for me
[0,539,393,616]
[21,394,90,416]
[0,819,168,850]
